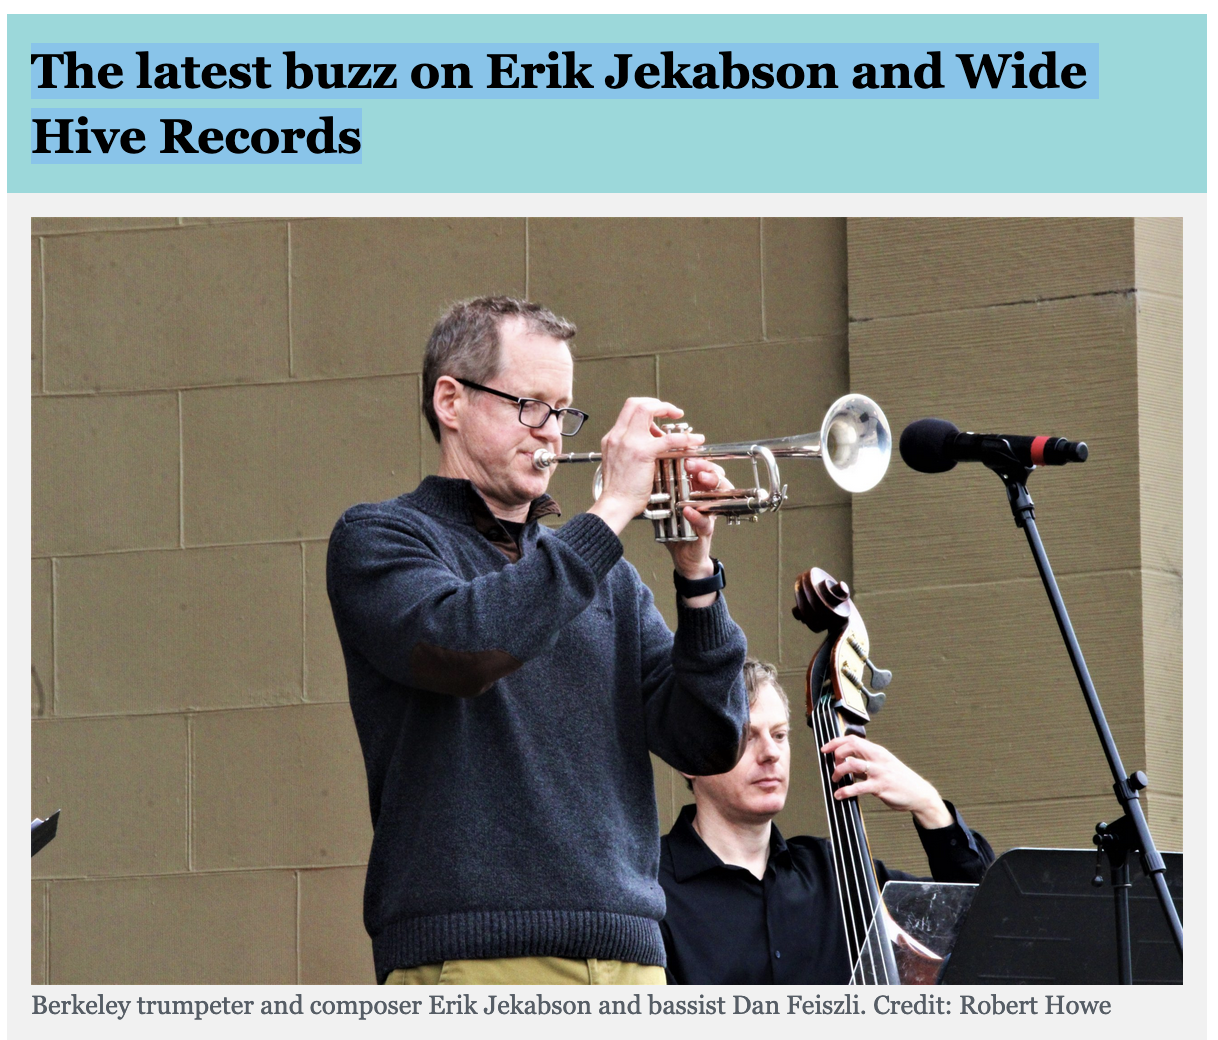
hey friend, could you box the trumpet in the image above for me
[533,393,892,543]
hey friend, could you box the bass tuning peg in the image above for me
[863,688,887,715]
[866,659,892,690]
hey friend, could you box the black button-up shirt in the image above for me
[659,802,994,985]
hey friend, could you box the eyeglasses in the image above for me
[456,378,589,436]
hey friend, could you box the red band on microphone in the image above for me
[1030,435,1050,467]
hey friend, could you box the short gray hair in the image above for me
[421,296,577,442]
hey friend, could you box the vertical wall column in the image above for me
[844,219,1182,868]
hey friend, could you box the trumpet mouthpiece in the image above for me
[533,449,557,470]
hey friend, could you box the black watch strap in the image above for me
[673,558,725,599]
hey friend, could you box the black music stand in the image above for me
[939,848,1183,985]
[32,810,60,856]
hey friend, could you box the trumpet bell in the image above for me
[820,393,891,494]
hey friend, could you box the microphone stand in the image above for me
[985,451,1183,982]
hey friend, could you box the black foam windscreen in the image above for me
[899,418,960,473]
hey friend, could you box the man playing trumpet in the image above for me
[327,296,749,986]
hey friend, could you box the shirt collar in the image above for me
[667,803,789,882]
[410,475,562,527]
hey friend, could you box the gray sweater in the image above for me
[326,476,748,982]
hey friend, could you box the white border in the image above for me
[10,192,1205,1037]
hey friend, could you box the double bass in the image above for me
[793,567,947,985]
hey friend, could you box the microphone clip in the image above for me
[999,473,1037,529]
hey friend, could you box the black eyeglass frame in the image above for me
[455,378,589,436]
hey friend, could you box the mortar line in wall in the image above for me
[592,336,843,359]
[523,217,530,298]
[38,701,348,724]
[847,287,1135,325]
[43,535,331,560]
[39,236,48,393]
[186,714,194,871]
[50,558,59,715]
[759,218,767,341]
[40,370,430,398]
[775,511,783,664]
[42,861,371,883]
[287,222,295,378]
[296,870,302,985]
[300,542,308,703]
[852,567,1152,599]
[37,221,286,239]
[43,882,50,983]
[177,391,185,549]
[418,372,429,478]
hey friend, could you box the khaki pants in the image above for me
[385,957,666,985]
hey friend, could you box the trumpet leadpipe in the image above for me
[533,449,600,469]
[533,436,824,471]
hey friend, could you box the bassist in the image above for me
[658,657,993,985]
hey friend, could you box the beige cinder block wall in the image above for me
[844,219,1183,870]
[31,217,851,984]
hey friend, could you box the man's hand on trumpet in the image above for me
[666,456,731,606]
[588,398,702,534]
[587,398,730,607]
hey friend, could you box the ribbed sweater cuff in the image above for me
[373,910,665,983]
[675,592,738,654]
[555,512,624,581]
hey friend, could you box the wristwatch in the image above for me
[673,558,726,599]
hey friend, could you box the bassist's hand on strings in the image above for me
[821,734,954,830]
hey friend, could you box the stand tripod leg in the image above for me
[997,468,1183,963]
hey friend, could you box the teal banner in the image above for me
[8,13,1205,192]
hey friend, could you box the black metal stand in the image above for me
[1093,818,1135,983]
[990,460,1183,978]
[944,848,1182,984]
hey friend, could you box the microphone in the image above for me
[899,418,1088,474]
